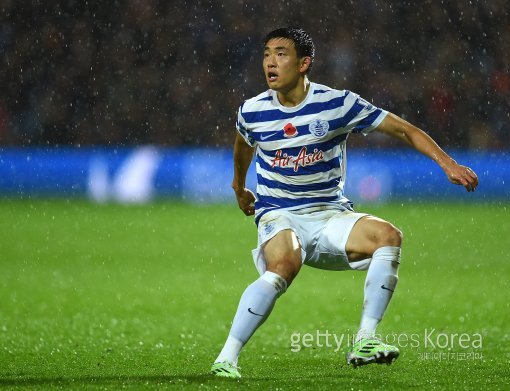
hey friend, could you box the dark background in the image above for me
[0,0,508,149]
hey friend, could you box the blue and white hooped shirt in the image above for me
[236,82,388,225]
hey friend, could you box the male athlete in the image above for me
[211,28,478,378]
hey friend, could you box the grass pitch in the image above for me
[0,200,509,390]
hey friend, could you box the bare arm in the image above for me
[232,133,256,215]
[376,113,478,192]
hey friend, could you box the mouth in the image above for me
[267,71,278,82]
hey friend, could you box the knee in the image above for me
[266,255,301,286]
[378,223,403,247]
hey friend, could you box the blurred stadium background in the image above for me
[1,3,509,388]
[0,1,508,204]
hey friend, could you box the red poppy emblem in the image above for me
[283,123,298,138]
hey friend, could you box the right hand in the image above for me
[234,188,256,216]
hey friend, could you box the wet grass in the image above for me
[0,200,509,390]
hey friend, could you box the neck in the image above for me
[276,76,310,107]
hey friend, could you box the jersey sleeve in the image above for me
[343,91,388,135]
[235,104,256,147]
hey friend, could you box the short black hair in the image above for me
[263,28,315,73]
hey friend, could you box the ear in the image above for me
[299,57,311,73]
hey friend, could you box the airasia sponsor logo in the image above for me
[271,146,324,172]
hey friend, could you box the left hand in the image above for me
[443,161,479,192]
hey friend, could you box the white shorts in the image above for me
[252,207,371,275]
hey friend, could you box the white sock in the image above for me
[215,271,287,365]
[355,246,400,343]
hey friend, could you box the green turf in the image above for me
[0,200,509,390]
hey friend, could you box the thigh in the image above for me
[345,215,401,261]
[263,229,302,284]
[252,210,306,283]
[264,228,302,263]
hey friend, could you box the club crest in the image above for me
[309,119,329,138]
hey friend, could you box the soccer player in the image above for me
[211,28,478,378]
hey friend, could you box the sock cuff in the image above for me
[260,271,287,296]
[373,246,401,263]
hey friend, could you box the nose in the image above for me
[266,54,277,67]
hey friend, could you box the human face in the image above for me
[263,38,306,93]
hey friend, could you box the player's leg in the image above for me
[264,228,302,283]
[345,216,402,366]
[346,215,402,261]
[212,229,302,377]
